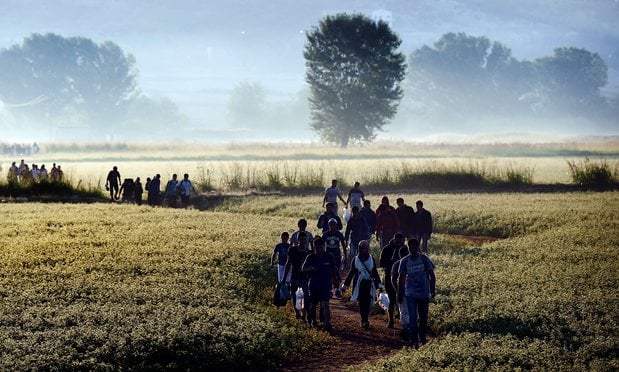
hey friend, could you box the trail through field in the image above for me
[278,295,412,371]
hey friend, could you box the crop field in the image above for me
[1,191,617,370]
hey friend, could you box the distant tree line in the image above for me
[0,33,187,140]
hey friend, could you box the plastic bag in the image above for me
[377,292,390,311]
[272,282,290,307]
[342,207,351,222]
[295,287,304,310]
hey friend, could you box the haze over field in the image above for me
[0,0,618,143]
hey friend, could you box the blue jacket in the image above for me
[345,214,370,243]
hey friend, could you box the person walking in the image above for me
[290,218,314,250]
[341,240,382,330]
[271,232,291,283]
[302,237,340,330]
[317,203,342,234]
[344,206,369,263]
[395,198,416,240]
[413,200,433,254]
[147,174,161,206]
[345,181,366,210]
[397,238,436,348]
[391,244,410,339]
[134,177,144,205]
[323,218,347,297]
[105,166,121,201]
[360,200,377,241]
[164,174,180,207]
[284,232,311,321]
[376,197,400,248]
[379,233,405,329]
[177,173,197,208]
[322,179,346,216]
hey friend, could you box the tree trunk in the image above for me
[340,133,349,148]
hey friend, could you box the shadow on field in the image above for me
[455,315,551,340]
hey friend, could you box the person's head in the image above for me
[156,174,161,179]
[331,179,338,187]
[281,231,289,243]
[313,237,325,254]
[113,166,118,171]
[11,161,15,166]
[416,200,424,211]
[398,244,409,260]
[381,196,389,206]
[328,218,338,230]
[172,174,177,180]
[351,206,359,215]
[135,177,141,183]
[393,233,405,246]
[396,198,404,207]
[184,173,189,180]
[363,199,371,209]
[353,181,360,189]
[408,238,420,256]
[41,164,45,169]
[358,240,370,258]
[297,218,307,230]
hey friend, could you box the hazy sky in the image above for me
[1,0,618,132]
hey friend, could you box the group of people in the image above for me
[271,180,436,348]
[6,159,64,184]
[105,166,197,208]
[1,142,40,156]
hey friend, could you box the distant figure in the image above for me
[376,196,400,248]
[7,162,18,182]
[147,174,161,206]
[395,198,416,240]
[342,240,382,330]
[322,218,347,275]
[346,181,366,210]
[322,179,346,215]
[396,238,436,348]
[164,174,179,207]
[177,173,197,208]
[360,200,377,240]
[119,178,135,203]
[392,243,410,339]
[271,232,291,283]
[56,165,64,182]
[344,206,369,262]
[413,200,433,254]
[284,231,311,321]
[134,177,144,205]
[105,166,121,201]
[38,164,48,182]
[50,163,59,182]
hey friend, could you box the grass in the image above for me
[567,158,619,186]
[0,179,104,199]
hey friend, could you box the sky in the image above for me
[0,0,618,140]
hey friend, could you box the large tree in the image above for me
[0,33,138,132]
[304,13,406,147]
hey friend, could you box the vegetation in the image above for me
[0,192,617,369]
[304,13,406,147]
[0,179,104,199]
[567,157,618,186]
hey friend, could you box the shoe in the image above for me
[399,328,409,340]
[295,311,301,319]
[387,320,394,329]
[362,321,369,330]
[335,289,342,298]
[412,342,419,350]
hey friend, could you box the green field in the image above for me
[1,191,617,370]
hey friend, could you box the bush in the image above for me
[567,158,618,185]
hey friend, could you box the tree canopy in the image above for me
[304,13,406,147]
[0,33,138,132]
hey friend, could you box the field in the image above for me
[1,191,618,370]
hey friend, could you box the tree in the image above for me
[0,33,138,133]
[304,13,406,147]
[534,47,608,114]
[226,81,268,128]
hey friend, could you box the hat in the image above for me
[328,218,338,224]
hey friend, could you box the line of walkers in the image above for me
[271,180,436,348]
[105,166,197,208]
[6,159,64,184]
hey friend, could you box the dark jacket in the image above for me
[413,209,433,235]
[344,214,369,243]
[396,205,416,236]
[376,208,400,240]
[317,212,343,233]
[360,207,377,234]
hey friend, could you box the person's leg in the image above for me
[418,298,430,344]
[406,296,419,345]
[399,298,409,339]
[321,289,332,328]
[386,278,396,327]
[290,279,301,318]
[358,280,372,327]
[277,264,286,283]
[422,233,429,254]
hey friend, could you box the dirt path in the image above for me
[277,296,410,371]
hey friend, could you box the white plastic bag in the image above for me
[377,292,390,311]
[295,287,304,310]
[342,207,351,222]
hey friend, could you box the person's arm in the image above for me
[342,262,358,289]
[371,256,382,289]
[301,255,316,273]
[270,247,278,266]
[398,273,406,304]
[340,234,347,260]
[344,221,352,242]
[283,253,292,283]
[338,192,346,205]
[322,192,327,207]
[428,267,436,298]
[429,211,433,237]
[336,217,343,231]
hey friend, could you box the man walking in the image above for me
[397,239,436,348]
[379,233,405,329]
[395,198,416,240]
[105,166,121,201]
[413,200,433,254]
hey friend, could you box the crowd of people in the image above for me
[5,159,64,184]
[1,142,40,156]
[105,166,197,208]
[272,179,436,348]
